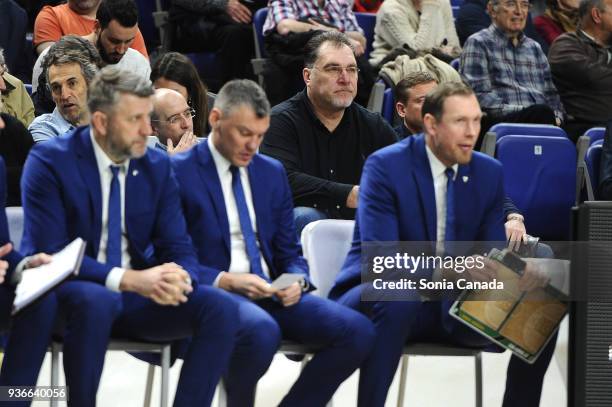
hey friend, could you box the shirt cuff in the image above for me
[105,267,126,292]
[213,271,226,288]
[10,256,30,285]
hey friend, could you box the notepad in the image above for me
[13,238,86,315]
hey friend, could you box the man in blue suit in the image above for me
[329,81,555,407]
[172,79,375,407]
[1,67,239,407]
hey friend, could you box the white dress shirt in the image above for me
[208,136,270,285]
[425,145,457,254]
[90,130,131,291]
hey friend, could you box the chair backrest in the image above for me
[135,0,159,49]
[301,219,355,298]
[381,87,394,124]
[481,123,569,156]
[451,5,460,18]
[253,8,268,59]
[584,127,605,146]
[6,207,24,252]
[450,58,459,71]
[24,84,32,96]
[496,135,576,240]
[355,12,376,59]
[585,140,603,200]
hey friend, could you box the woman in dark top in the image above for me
[534,0,579,46]
[0,112,33,206]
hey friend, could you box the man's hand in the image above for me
[275,282,301,307]
[517,261,549,291]
[505,217,527,251]
[346,185,359,208]
[167,131,198,156]
[347,37,365,56]
[218,273,277,300]
[25,253,53,269]
[307,19,337,32]
[0,243,11,284]
[120,263,193,306]
[226,0,252,24]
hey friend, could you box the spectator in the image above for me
[29,36,99,142]
[33,0,148,58]
[260,32,397,235]
[151,88,199,154]
[393,71,438,138]
[151,52,209,137]
[369,0,461,68]
[548,0,612,141]
[0,49,35,128]
[169,0,261,91]
[460,0,564,144]
[262,0,372,105]
[534,0,580,45]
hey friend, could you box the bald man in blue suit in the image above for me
[329,82,557,407]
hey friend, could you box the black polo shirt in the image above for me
[261,90,398,219]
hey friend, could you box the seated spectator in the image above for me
[169,0,260,91]
[534,0,580,45]
[260,32,397,235]
[151,52,209,137]
[29,36,99,143]
[262,0,372,105]
[548,0,612,141]
[460,0,564,145]
[0,49,35,128]
[33,0,148,58]
[32,0,151,96]
[151,88,199,154]
[456,0,549,51]
[0,97,34,206]
[369,0,461,69]
[393,71,438,138]
[598,120,612,199]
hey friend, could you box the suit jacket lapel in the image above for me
[411,136,436,242]
[75,128,103,256]
[197,143,231,255]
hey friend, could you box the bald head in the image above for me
[151,88,193,145]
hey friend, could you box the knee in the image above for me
[343,312,376,359]
[191,286,240,335]
[243,316,282,361]
[370,300,420,334]
[293,207,327,232]
[59,282,121,322]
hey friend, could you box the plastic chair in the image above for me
[583,127,605,146]
[24,84,32,96]
[354,12,376,59]
[450,58,460,71]
[6,207,23,251]
[496,135,576,240]
[583,140,603,201]
[381,88,394,124]
[481,123,568,157]
[251,8,269,84]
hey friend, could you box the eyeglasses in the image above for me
[499,0,532,10]
[314,65,360,78]
[153,108,196,126]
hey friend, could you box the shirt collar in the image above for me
[89,128,130,175]
[207,133,233,175]
[425,143,458,180]
[52,107,74,129]
[490,23,525,46]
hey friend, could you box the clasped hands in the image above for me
[120,263,193,306]
[219,272,301,307]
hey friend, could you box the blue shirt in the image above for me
[460,24,564,122]
[28,107,74,143]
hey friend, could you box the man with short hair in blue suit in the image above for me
[172,79,375,407]
[329,81,556,407]
[1,66,240,407]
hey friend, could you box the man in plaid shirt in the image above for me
[460,0,565,143]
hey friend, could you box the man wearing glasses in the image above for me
[261,32,397,236]
[151,88,200,155]
[460,0,565,145]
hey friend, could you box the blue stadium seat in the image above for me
[583,127,605,146]
[135,0,159,51]
[496,135,576,240]
[24,84,32,96]
[585,140,603,200]
[481,123,568,156]
[355,12,376,59]
[452,5,460,18]
[253,8,268,59]
[381,87,394,124]
[186,52,223,88]
[450,58,459,71]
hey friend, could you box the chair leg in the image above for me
[50,342,61,407]
[397,355,409,407]
[144,364,155,407]
[474,353,483,407]
[160,345,170,407]
[217,379,227,407]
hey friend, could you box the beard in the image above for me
[96,37,122,64]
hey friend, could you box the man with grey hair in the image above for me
[0,48,35,127]
[172,79,375,406]
[29,35,101,142]
[548,0,612,140]
[261,31,397,236]
[8,66,240,406]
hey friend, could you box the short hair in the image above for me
[43,35,101,86]
[394,72,438,104]
[214,79,270,119]
[421,81,475,120]
[579,0,606,18]
[88,66,154,114]
[97,0,138,29]
[303,31,355,68]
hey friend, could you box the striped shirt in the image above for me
[460,24,564,122]
[263,0,362,35]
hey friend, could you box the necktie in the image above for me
[444,167,456,244]
[107,165,122,267]
[230,166,266,280]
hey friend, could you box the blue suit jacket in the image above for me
[171,141,308,285]
[329,133,506,300]
[20,126,201,285]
